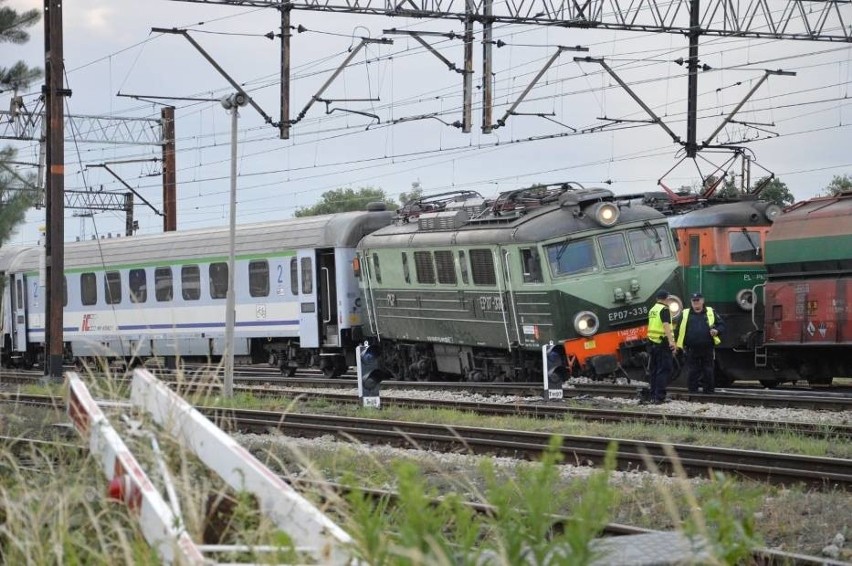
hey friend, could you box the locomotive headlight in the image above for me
[665,295,683,316]
[764,204,782,222]
[589,202,620,227]
[574,311,600,337]
[736,288,756,311]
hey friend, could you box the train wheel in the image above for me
[759,379,780,389]
[322,365,341,379]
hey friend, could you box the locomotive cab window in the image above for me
[105,271,122,305]
[434,250,457,285]
[546,240,597,278]
[414,251,436,284]
[520,248,543,283]
[469,249,497,286]
[729,230,762,262]
[628,225,673,263]
[181,265,201,301]
[249,260,269,298]
[598,234,631,269]
[155,267,173,302]
[81,273,97,306]
[129,269,147,303]
[209,262,228,299]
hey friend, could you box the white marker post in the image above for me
[356,341,381,409]
[542,341,565,401]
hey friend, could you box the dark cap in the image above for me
[691,292,704,300]
[655,289,670,300]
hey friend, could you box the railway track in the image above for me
[206,408,852,490]
[5,366,852,411]
[8,387,847,441]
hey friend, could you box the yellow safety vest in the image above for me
[647,303,668,344]
[676,306,721,348]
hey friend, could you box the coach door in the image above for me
[11,275,27,352]
[297,250,320,348]
[318,249,339,346]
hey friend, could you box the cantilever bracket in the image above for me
[292,37,393,124]
[493,45,589,130]
[151,27,278,128]
[701,69,795,148]
[575,56,682,144]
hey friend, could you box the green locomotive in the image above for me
[355,184,684,382]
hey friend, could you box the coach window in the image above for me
[458,251,470,285]
[401,252,411,284]
[628,225,673,263]
[290,258,299,295]
[520,248,543,283]
[372,254,382,284]
[81,273,97,305]
[689,235,700,266]
[209,262,228,299]
[104,271,122,305]
[598,233,631,269]
[434,250,457,285]
[414,251,436,284]
[249,260,269,298]
[155,267,173,302]
[129,269,147,303]
[181,265,201,301]
[469,249,497,286]
[546,240,596,278]
[301,257,313,294]
[729,230,762,262]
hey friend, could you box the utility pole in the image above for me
[161,106,177,231]
[43,0,68,381]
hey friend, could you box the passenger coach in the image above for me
[0,209,394,375]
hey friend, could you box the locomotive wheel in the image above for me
[281,365,297,377]
[322,365,342,379]
[759,379,780,389]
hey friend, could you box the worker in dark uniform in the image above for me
[646,289,677,404]
[675,292,725,394]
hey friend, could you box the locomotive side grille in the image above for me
[434,251,457,284]
[414,251,436,284]
[469,249,496,286]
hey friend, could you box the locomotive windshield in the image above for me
[627,225,673,263]
[729,230,763,262]
[546,239,598,277]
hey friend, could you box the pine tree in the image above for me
[0,0,42,245]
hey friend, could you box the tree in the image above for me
[0,0,42,246]
[294,187,396,217]
[398,182,423,206]
[824,174,852,196]
[712,175,741,200]
[752,176,795,207]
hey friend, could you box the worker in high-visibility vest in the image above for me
[675,292,725,394]
[646,289,678,404]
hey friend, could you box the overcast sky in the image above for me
[4,0,851,244]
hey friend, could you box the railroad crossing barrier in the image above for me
[66,370,358,565]
[542,341,566,400]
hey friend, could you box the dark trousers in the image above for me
[686,347,715,393]
[649,343,673,401]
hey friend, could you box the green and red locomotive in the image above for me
[355,184,684,382]
[760,190,852,385]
